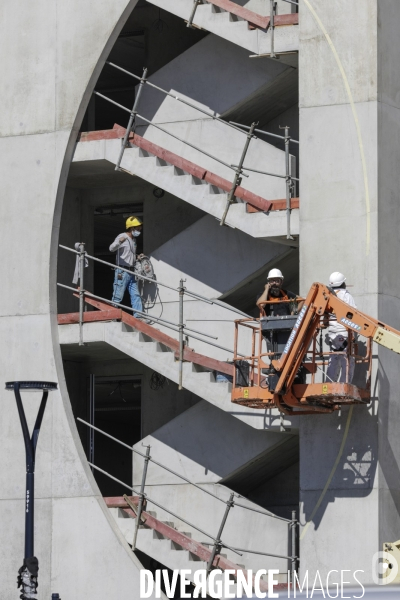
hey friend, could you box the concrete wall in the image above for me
[0,0,163,597]
[299,0,400,583]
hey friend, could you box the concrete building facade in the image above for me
[1,0,399,597]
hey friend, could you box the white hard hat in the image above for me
[267,268,284,280]
[329,271,346,287]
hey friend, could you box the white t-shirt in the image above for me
[328,288,357,337]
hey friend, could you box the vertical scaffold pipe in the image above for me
[291,510,298,585]
[270,0,277,58]
[220,122,257,226]
[78,243,85,346]
[206,493,235,577]
[178,279,185,390]
[187,0,201,28]
[115,67,148,171]
[132,445,151,550]
[284,126,294,240]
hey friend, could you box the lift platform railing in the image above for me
[58,243,253,387]
[93,61,298,232]
[232,301,372,410]
[77,417,299,580]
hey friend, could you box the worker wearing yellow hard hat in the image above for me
[109,216,148,321]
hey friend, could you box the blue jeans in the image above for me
[112,268,143,317]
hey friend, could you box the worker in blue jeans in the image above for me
[109,216,145,319]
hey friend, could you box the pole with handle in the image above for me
[6,381,58,600]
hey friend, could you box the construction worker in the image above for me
[326,271,356,383]
[109,216,145,319]
[256,268,300,316]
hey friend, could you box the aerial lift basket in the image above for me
[229,282,400,415]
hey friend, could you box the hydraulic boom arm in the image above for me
[272,282,400,394]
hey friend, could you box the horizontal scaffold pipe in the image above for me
[77,125,298,214]
[204,0,298,30]
[58,243,252,319]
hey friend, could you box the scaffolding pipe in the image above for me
[56,283,215,338]
[269,0,277,59]
[220,121,256,226]
[59,244,251,318]
[291,510,298,584]
[88,462,241,555]
[132,445,150,550]
[78,243,85,346]
[136,112,245,174]
[78,418,230,505]
[229,121,299,144]
[231,163,299,181]
[57,283,244,355]
[115,67,148,171]
[178,279,185,390]
[105,61,249,136]
[284,125,294,240]
[187,0,201,27]
[89,374,95,472]
[206,492,235,576]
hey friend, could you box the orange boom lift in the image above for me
[232,282,400,415]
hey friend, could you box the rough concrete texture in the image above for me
[0,0,161,597]
[132,400,295,486]
[58,320,299,431]
[73,134,298,240]
[299,0,400,583]
[136,33,290,123]
[147,0,298,55]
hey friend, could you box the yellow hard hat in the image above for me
[126,216,142,229]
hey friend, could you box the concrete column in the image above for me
[299,0,400,583]
[0,0,161,598]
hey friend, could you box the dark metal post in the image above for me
[269,0,277,58]
[187,0,201,28]
[178,279,185,390]
[6,381,57,600]
[220,122,257,226]
[291,510,298,585]
[206,493,235,576]
[78,242,85,346]
[132,445,151,550]
[115,67,148,171]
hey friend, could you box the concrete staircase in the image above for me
[59,318,298,432]
[108,481,291,585]
[73,134,298,241]
[147,0,299,56]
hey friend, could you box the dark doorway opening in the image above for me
[87,375,142,496]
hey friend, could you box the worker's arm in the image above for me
[109,234,128,252]
[256,284,270,309]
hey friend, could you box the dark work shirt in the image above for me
[258,289,297,316]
